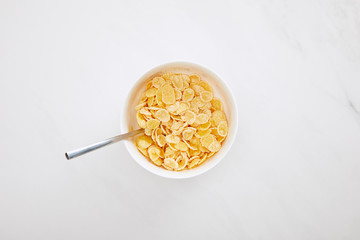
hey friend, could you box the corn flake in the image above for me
[154,109,170,122]
[182,110,196,124]
[175,89,182,100]
[199,80,213,92]
[176,155,188,171]
[195,113,209,125]
[200,91,213,102]
[188,156,200,168]
[198,121,211,130]
[145,88,157,98]
[139,108,151,116]
[167,102,179,114]
[198,153,208,165]
[182,88,195,102]
[217,121,228,137]
[161,84,176,105]
[211,110,226,126]
[136,135,152,149]
[177,102,190,114]
[156,134,166,147]
[171,75,184,90]
[146,119,160,129]
[195,129,211,138]
[144,128,152,136]
[136,111,146,129]
[207,140,221,152]
[148,145,161,162]
[200,134,216,148]
[164,158,178,170]
[152,77,165,88]
[182,128,196,141]
[211,98,223,111]
[137,146,149,157]
[165,134,180,144]
[189,74,201,83]
[174,141,188,152]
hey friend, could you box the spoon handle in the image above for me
[65,129,143,160]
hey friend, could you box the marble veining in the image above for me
[0,0,359,239]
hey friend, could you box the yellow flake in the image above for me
[164,158,178,170]
[181,110,196,124]
[183,139,197,150]
[200,145,209,152]
[135,102,146,110]
[153,158,163,166]
[165,147,175,157]
[198,153,208,165]
[199,80,213,92]
[211,98,223,111]
[176,154,188,171]
[145,88,157,98]
[182,128,196,141]
[175,89,182,100]
[217,136,226,143]
[154,109,170,122]
[162,72,175,81]
[147,96,155,106]
[166,101,180,114]
[165,134,180,144]
[156,134,166,147]
[171,75,184,90]
[211,110,226,126]
[139,108,151,116]
[189,74,201,83]
[174,141,188,152]
[156,87,163,105]
[195,129,211,138]
[191,84,205,95]
[188,156,200,168]
[207,140,221,152]
[136,135,153,149]
[191,96,205,109]
[200,134,216,148]
[144,128,152,136]
[195,113,209,125]
[148,145,161,162]
[137,146,149,157]
[170,120,183,131]
[189,149,201,156]
[161,84,176,105]
[198,121,211,130]
[146,119,160,129]
[152,77,165,88]
[177,102,190,114]
[200,91,213,102]
[217,121,228,137]
[182,88,194,102]
[146,81,152,89]
[136,111,146,128]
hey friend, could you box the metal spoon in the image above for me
[65,129,143,160]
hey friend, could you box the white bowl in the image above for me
[121,62,238,179]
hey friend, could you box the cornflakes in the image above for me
[134,72,229,171]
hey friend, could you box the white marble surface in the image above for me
[1,0,360,239]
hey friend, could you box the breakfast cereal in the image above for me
[134,72,228,171]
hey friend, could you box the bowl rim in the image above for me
[120,61,238,179]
